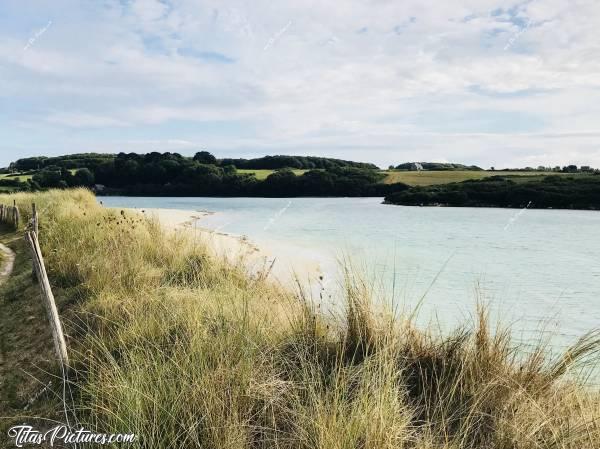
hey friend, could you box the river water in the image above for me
[99,196,600,352]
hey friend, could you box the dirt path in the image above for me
[0,242,15,283]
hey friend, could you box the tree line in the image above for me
[220,155,378,170]
[392,162,483,171]
[9,152,378,172]
[8,152,409,197]
[384,175,600,210]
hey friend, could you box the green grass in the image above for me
[0,172,32,192]
[381,170,583,186]
[0,172,33,182]
[237,168,309,179]
[1,189,599,449]
[237,168,584,187]
[0,173,32,192]
[0,227,69,444]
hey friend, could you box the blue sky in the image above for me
[1,0,599,168]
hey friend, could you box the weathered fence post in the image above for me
[31,203,38,237]
[13,200,20,229]
[31,204,39,280]
[25,230,69,368]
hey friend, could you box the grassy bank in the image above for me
[1,189,599,448]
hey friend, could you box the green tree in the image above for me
[73,168,95,186]
[193,151,217,165]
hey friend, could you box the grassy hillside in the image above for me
[0,173,33,192]
[0,173,33,182]
[216,169,569,187]
[382,170,579,186]
[237,168,308,180]
[233,169,587,187]
[1,189,599,448]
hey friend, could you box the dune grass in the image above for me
[1,188,599,448]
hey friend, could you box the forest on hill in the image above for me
[5,152,407,197]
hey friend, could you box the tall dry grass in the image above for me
[2,188,599,448]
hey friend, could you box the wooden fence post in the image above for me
[31,204,39,279]
[13,201,20,229]
[31,203,38,237]
[25,230,69,368]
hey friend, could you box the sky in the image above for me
[1,0,600,169]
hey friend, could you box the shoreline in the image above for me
[115,207,325,287]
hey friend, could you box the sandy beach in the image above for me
[116,207,325,287]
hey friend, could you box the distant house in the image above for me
[94,184,106,193]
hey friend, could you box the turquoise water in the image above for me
[99,196,600,350]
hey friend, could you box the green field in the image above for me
[237,168,308,179]
[381,170,578,186]
[235,168,577,187]
[0,173,33,182]
[0,173,32,192]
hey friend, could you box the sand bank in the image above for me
[116,207,325,287]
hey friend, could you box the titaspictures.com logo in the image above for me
[7,425,136,447]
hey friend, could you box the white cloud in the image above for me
[45,112,130,128]
[1,0,600,167]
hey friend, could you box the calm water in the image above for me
[99,196,600,350]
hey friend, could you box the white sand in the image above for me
[117,207,324,287]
